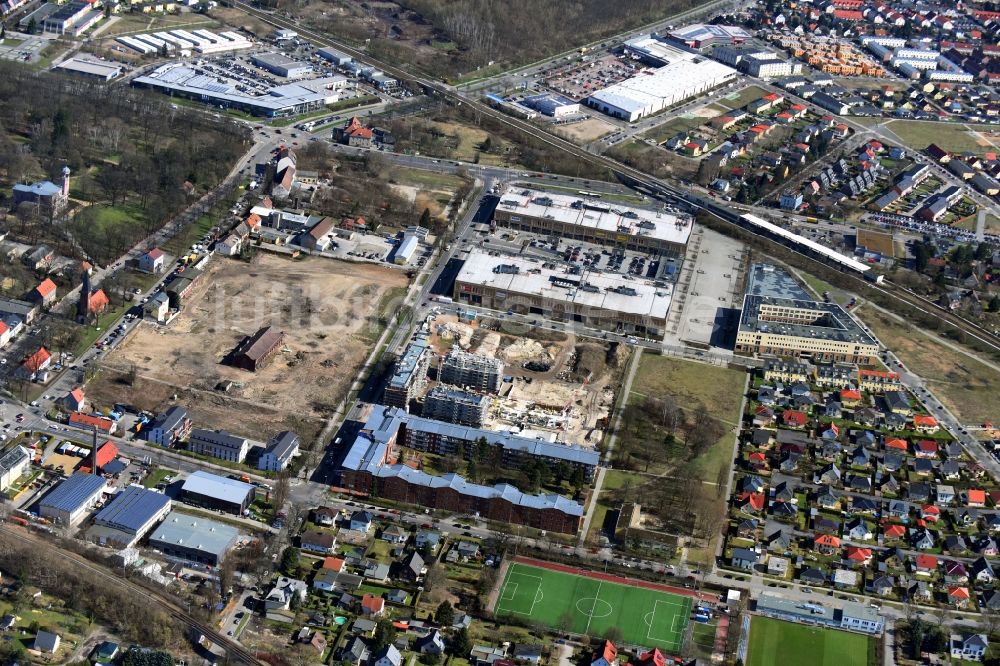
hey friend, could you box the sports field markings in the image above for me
[583,580,604,635]
[645,598,691,649]
[575,597,614,619]
[497,571,544,616]
[500,582,518,602]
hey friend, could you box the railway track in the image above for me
[0,524,263,665]
[230,3,1000,356]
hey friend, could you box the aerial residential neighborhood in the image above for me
[3,0,1000,665]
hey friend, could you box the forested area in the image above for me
[403,0,701,71]
[301,0,707,78]
[0,63,251,266]
[0,534,181,657]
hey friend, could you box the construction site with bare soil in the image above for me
[89,253,409,442]
[426,312,628,446]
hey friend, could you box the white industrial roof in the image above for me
[456,249,673,319]
[497,187,691,245]
[624,36,697,64]
[588,59,736,115]
[54,57,121,78]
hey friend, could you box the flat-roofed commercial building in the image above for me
[492,188,692,254]
[736,266,878,363]
[454,250,674,339]
[735,295,880,364]
[587,58,736,122]
[131,64,347,118]
[148,511,240,566]
[180,470,254,515]
[89,485,172,547]
[54,58,122,81]
[39,473,107,525]
[251,52,313,78]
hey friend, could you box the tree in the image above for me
[603,626,623,644]
[449,628,472,657]
[273,469,291,513]
[280,546,299,573]
[990,294,1000,313]
[423,564,447,598]
[419,207,431,228]
[372,619,397,653]
[435,600,455,626]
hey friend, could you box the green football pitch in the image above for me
[746,617,875,666]
[494,562,693,650]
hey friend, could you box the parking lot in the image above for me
[542,53,642,101]
[0,31,50,63]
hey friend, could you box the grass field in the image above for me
[858,309,1000,425]
[866,119,1000,155]
[746,617,875,666]
[494,562,692,650]
[716,85,770,111]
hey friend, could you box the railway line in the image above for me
[231,2,1000,357]
[0,524,263,666]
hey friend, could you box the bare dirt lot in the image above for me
[553,117,617,144]
[91,253,408,441]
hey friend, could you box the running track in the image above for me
[512,556,718,604]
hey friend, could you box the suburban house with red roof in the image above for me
[79,440,119,474]
[840,389,862,406]
[592,641,618,666]
[68,412,117,435]
[916,554,938,573]
[913,415,940,434]
[321,556,345,573]
[915,440,938,459]
[29,278,57,306]
[61,387,86,412]
[783,410,808,428]
[948,586,971,607]
[636,649,665,666]
[17,346,51,381]
[738,492,766,514]
[883,524,906,539]
[846,546,873,565]
[966,489,987,507]
[815,534,841,554]
[885,437,908,452]
[360,593,385,617]
[85,289,109,315]
[921,505,941,521]
[137,248,166,274]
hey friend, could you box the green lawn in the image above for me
[494,562,692,650]
[142,467,176,488]
[716,85,770,111]
[746,617,875,666]
[869,119,1000,155]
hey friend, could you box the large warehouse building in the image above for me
[180,471,254,515]
[89,485,172,548]
[734,263,880,364]
[454,250,674,339]
[587,44,736,121]
[131,64,347,118]
[251,52,313,78]
[39,473,107,526]
[148,511,240,566]
[492,188,692,254]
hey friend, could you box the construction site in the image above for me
[423,312,627,447]
[90,254,408,441]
